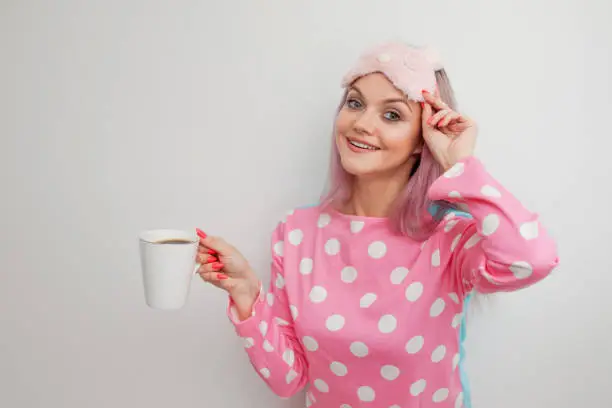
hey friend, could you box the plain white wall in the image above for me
[1,1,611,407]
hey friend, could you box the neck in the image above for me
[344,157,418,218]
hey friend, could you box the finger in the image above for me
[427,109,451,127]
[196,253,219,264]
[200,235,233,257]
[421,102,433,127]
[438,111,461,128]
[198,271,230,287]
[422,90,448,112]
[198,261,225,274]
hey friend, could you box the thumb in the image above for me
[201,235,234,256]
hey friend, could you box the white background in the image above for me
[1,1,611,407]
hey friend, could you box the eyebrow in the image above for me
[350,85,412,111]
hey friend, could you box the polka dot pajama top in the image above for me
[227,157,559,407]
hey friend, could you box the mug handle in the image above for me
[193,263,201,275]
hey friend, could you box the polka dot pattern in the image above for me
[368,241,387,259]
[233,167,552,407]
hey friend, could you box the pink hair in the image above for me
[321,69,458,240]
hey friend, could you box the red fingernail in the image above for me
[212,262,224,271]
[207,256,217,263]
[217,273,228,280]
[196,228,207,239]
[422,89,428,94]
[208,249,217,255]
[420,102,424,108]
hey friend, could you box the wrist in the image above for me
[230,273,261,321]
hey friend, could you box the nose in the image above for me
[353,110,376,135]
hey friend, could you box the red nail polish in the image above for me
[217,273,228,280]
[196,228,207,239]
[420,102,424,108]
[207,249,217,255]
[207,256,217,263]
[213,262,224,271]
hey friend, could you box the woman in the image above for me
[195,42,559,408]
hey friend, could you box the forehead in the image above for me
[350,72,405,100]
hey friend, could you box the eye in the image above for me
[384,111,401,121]
[346,98,363,110]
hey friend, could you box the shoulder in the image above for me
[271,203,324,237]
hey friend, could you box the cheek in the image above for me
[382,125,421,154]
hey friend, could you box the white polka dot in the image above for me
[303,336,318,351]
[432,249,441,267]
[286,369,297,383]
[341,266,358,283]
[444,219,459,232]
[314,379,329,393]
[433,388,450,402]
[305,393,312,407]
[283,349,295,366]
[299,258,313,275]
[444,162,465,178]
[520,220,539,240]
[451,233,462,252]
[448,191,462,198]
[405,282,424,302]
[290,305,298,320]
[448,292,460,303]
[405,336,424,354]
[453,353,460,370]
[464,233,481,249]
[350,220,365,233]
[481,185,501,198]
[326,314,345,331]
[259,368,270,378]
[263,340,274,352]
[275,274,285,289]
[350,341,368,357]
[368,241,387,259]
[390,405,401,408]
[325,238,341,255]
[378,315,397,334]
[482,214,500,236]
[273,241,284,256]
[510,261,533,279]
[318,213,331,228]
[455,392,464,408]
[357,386,375,402]
[452,313,463,328]
[390,267,409,284]
[410,379,427,396]
[431,345,447,363]
[243,337,254,348]
[288,229,303,245]
[360,293,377,308]
[309,286,327,303]
[266,293,274,307]
[381,365,400,380]
[340,405,352,408]
[430,298,446,317]
[275,317,289,326]
[330,361,348,376]
[259,321,268,336]
[377,53,391,63]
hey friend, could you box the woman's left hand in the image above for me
[421,90,477,171]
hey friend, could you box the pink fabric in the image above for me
[341,42,442,102]
[227,157,558,407]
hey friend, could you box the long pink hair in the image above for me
[321,69,458,240]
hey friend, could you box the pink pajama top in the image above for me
[227,157,559,408]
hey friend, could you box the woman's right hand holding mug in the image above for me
[196,229,261,320]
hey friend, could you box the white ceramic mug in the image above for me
[139,229,201,310]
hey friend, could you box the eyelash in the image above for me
[345,97,402,122]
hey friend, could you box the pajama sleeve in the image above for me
[428,156,559,296]
[226,221,308,398]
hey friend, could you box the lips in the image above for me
[346,137,381,151]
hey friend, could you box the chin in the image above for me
[339,156,380,177]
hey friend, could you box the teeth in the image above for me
[349,140,378,150]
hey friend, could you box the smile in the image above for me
[347,138,381,151]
